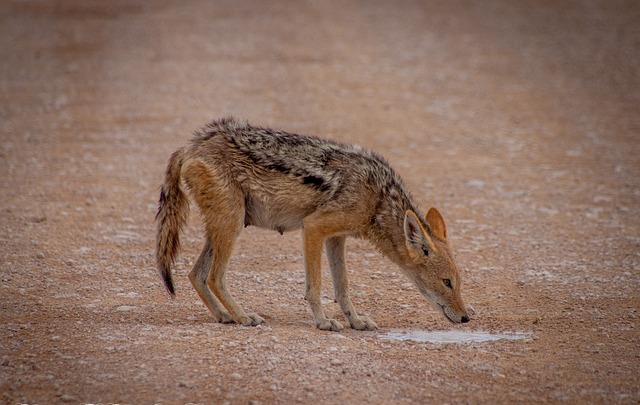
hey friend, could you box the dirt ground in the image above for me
[1,1,639,404]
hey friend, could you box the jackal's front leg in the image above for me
[326,236,378,331]
[302,216,344,332]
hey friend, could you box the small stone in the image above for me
[115,305,137,312]
[230,372,242,380]
[60,394,76,403]
[466,180,485,188]
[330,359,343,366]
[74,246,91,254]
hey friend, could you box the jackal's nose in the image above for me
[461,315,470,323]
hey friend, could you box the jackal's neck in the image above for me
[365,191,420,266]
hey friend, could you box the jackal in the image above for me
[156,117,471,331]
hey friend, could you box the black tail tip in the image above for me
[163,275,176,296]
[166,284,176,297]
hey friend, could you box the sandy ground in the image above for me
[1,1,639,404]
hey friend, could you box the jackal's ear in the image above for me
[426,207,447,241]
[404,210,434,256]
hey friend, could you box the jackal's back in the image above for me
[189,117,415,211]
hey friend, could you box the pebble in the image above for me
[60,394,76,403]
[466,179,485,188]
[230,372,242,380]
[74,246,91,254]
[330,359,343,366]
[115,305,138,312]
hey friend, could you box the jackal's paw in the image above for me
[216,312,235,324]
[238,313,265,326]
[316,318,344,332]
[350,316,378,331]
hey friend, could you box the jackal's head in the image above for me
[402,208,470,324]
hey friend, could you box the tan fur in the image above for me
[155,118,471,331]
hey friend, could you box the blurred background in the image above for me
[1,1,638,403]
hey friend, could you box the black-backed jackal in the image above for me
[156,118,471,331]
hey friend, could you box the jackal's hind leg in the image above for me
[206,228,265,326]
[206,215,264,325]
[184,159,264,327]
[188,239,233,323]
[326,236,378,331]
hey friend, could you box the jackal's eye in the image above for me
[443,279,452,288]
[421,246,429,256]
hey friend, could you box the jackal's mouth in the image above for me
[439,303,466,324]
[438,304,456,323]
[420,287,462,324]
[439,304,472,323]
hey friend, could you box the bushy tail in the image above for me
[155,148,189,296]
